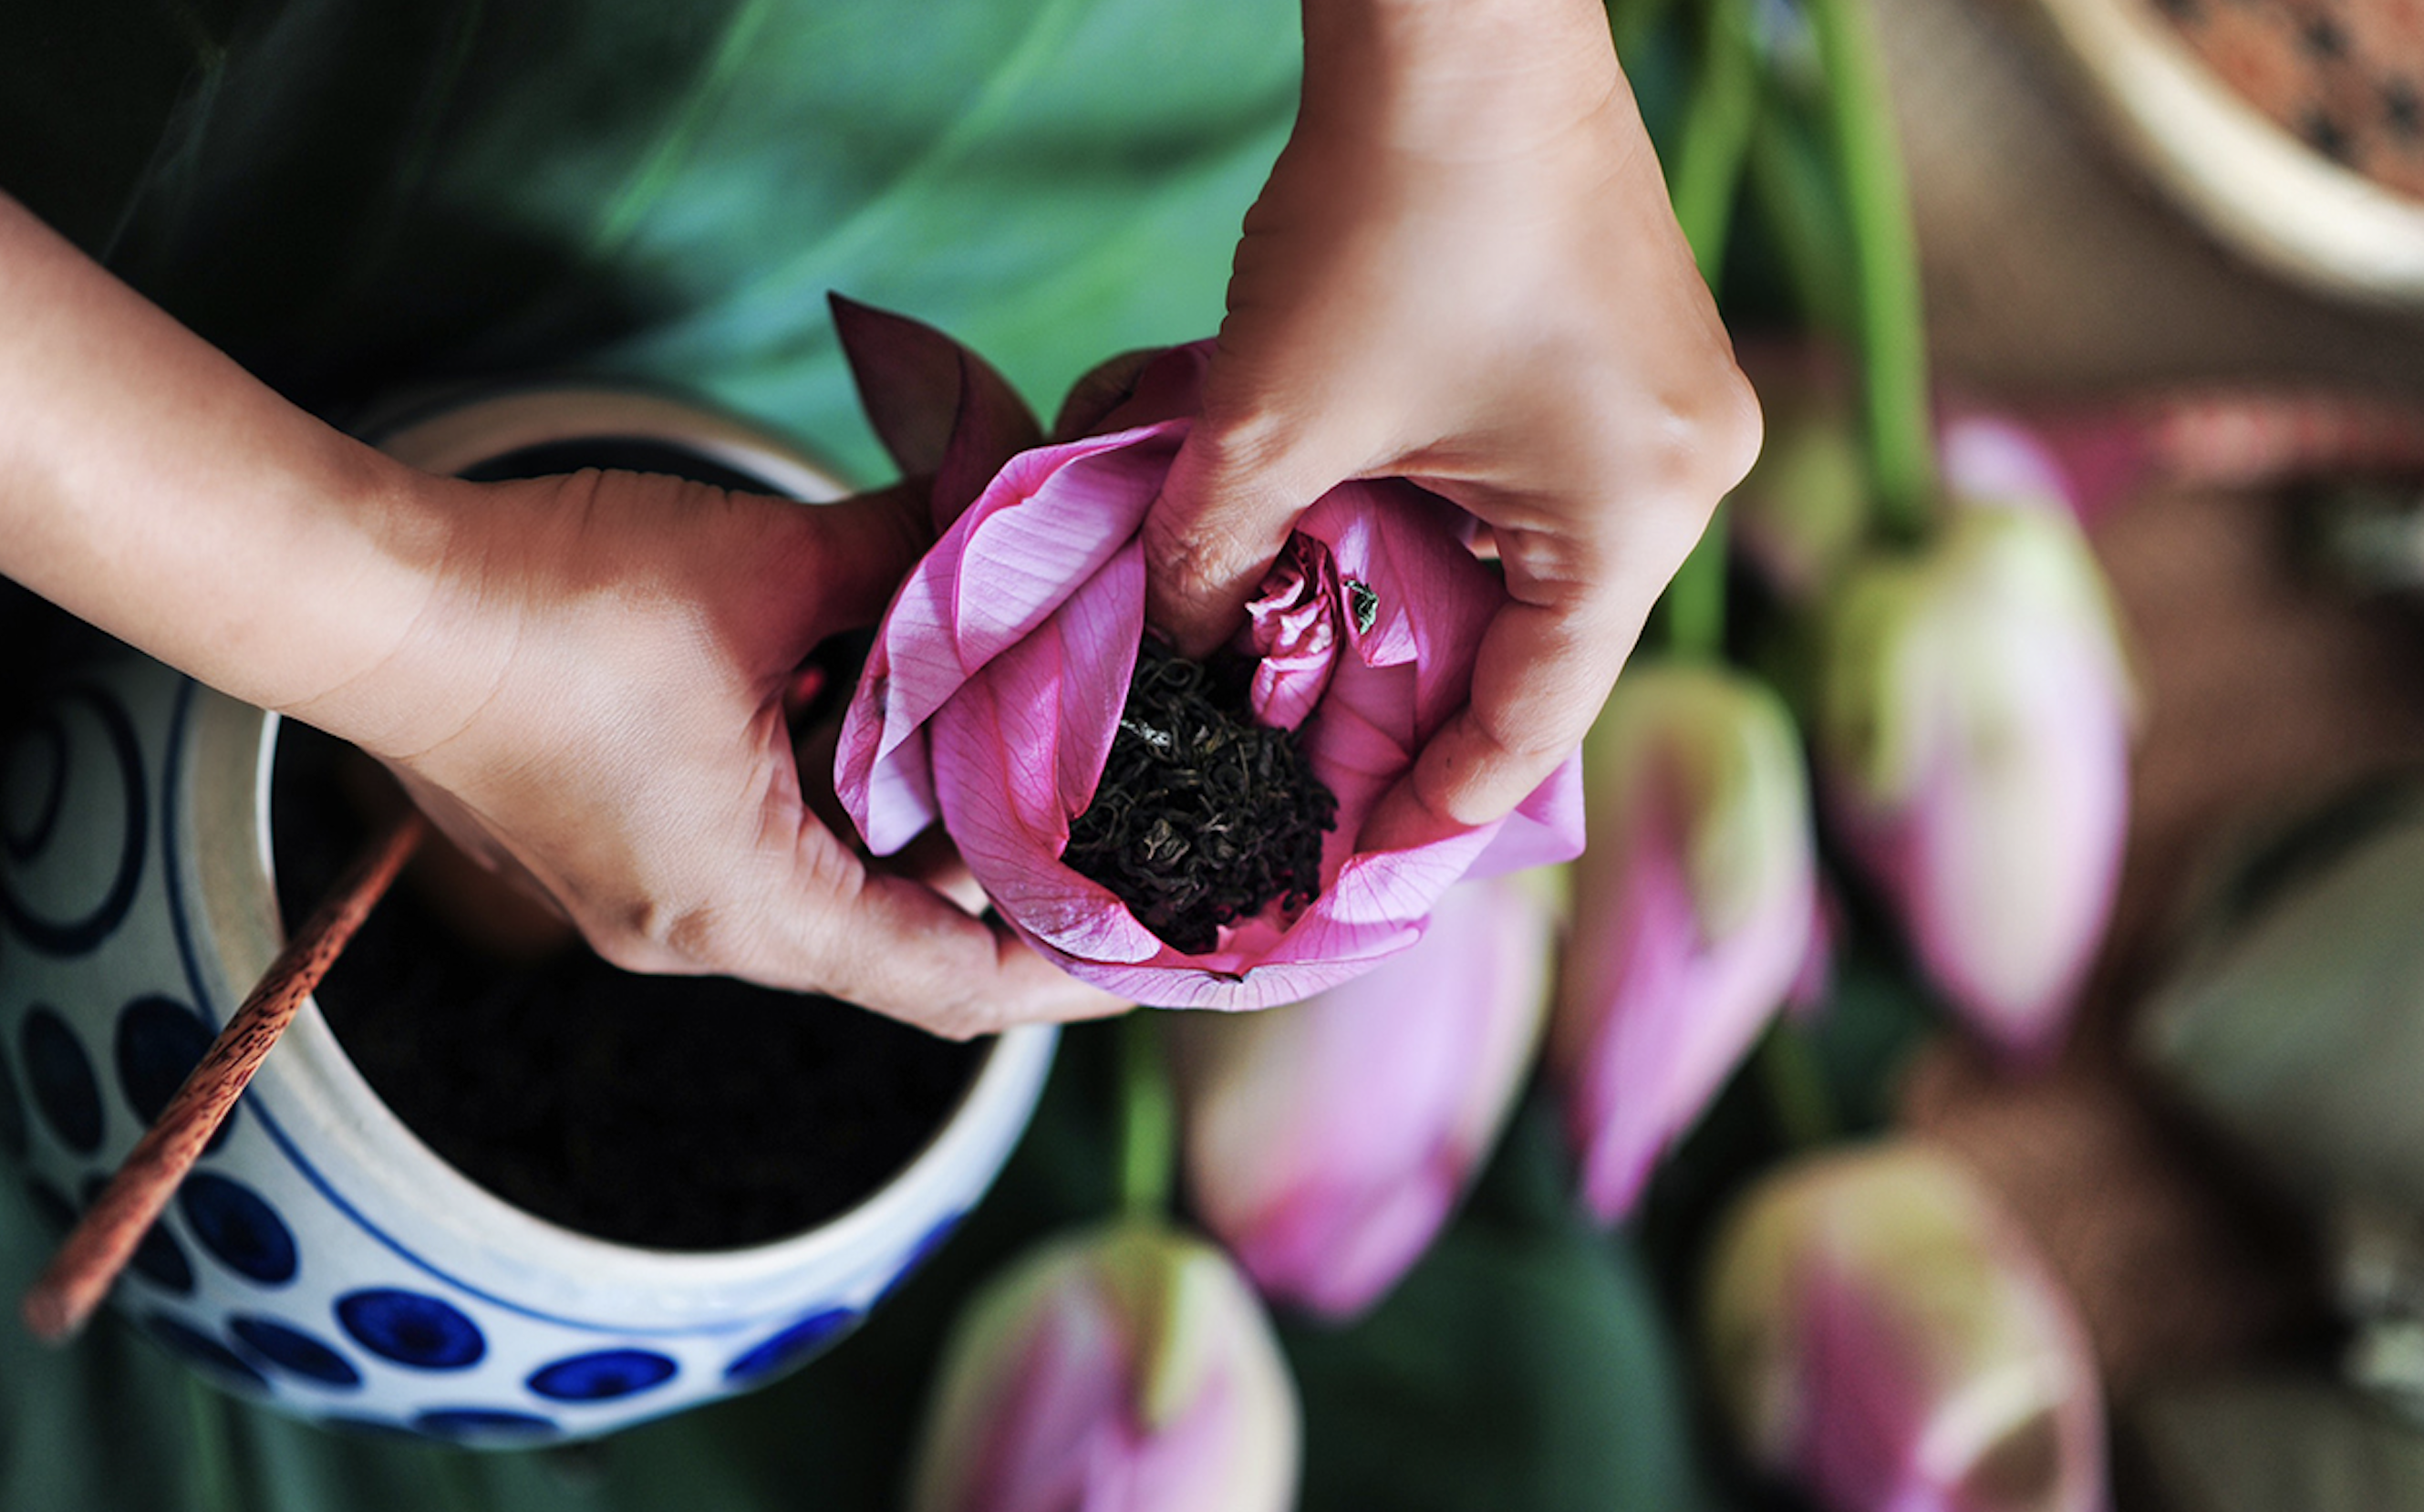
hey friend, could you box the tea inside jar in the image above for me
[270,721,984,1251]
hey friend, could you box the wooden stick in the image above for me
[20,808,426,1343]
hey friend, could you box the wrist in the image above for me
[257,445,460,718]
[1296,0,1623,151]
[0,192,458,723]
[263,459,500,756]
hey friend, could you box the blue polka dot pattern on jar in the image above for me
[230,1315,363,1389]
[20,1006,103,1154]
[526,1348,679,1403]
[411,1408,560,1444]
[336,1289,486,1371]
[114,994,237,1153]
[178,1172,297,1286]
[0,1037,26,1159]
[129,1221,196,1296]
[144,1313,269,1393]
[80,1174,194,1296]
[722,1306,861,1383]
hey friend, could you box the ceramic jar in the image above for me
[0,390,1055,1444]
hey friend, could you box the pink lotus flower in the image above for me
[1815,501,2134,1064]
[908,1222,1299,1512]
[1727,344,1873,603]
[832,305,1583,1010]
[1552,661,1819,1223]
[1170,875,1554,1319]
[1702,1143,2108,1512]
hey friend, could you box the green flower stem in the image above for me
[1805,0,1938,539]
[1606,0,1682,68]
[1655,0,1760,659]
[1747,109,1856,338]
[1662,504,1731,659]
[1756,1019,1839,1149]
[1119,1010,1176,1221]
[1667,0,1762,281]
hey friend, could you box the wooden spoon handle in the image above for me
[20,808,426,1343]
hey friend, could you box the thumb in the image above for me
[784,481,935,634]
[1141,420,1335,658]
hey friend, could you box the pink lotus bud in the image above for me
[1815,504,2134,1063]
[1703,1143,2108,1512]
[1553,661,1818,1223]
[1727,349,1872,603]
[1937,414,2081,520]
[1171,875,1555,1319]
[830,310,1583,1010]
[909,1222,1299,1512]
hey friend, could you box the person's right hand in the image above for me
[1144,0,1762,854]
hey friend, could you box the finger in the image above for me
[1141,424,1324,658]
[1359,594,1645,854]
[876,825,989,916]
[822,889,1103,1036]
[813,873,1131,1039]
[782,482,935,634]
[789,712,855,854]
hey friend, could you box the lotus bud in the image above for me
[909,1222,1299,1512]
[1816,503,2134,1064]
[1938,414,2083,520]
[1731,389,1873,603]
[1553,660,1818,1223]
[1704,1144,2108,1512]
[1171,875,1554,1319]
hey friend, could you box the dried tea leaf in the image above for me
[1063,642,1337,955]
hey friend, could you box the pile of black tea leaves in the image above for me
[273,722,982,1251]
[1062,640,1338,956]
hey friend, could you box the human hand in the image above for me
[0,192,1109,1035]
[1145,0,1762,853]
[285,468,1125,1039]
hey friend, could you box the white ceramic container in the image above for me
[0,389,1055,1444]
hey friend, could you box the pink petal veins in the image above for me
[1246,535,1341,734]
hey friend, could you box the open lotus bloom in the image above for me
[1816,502,2134,1064]
[833,302,1583,1009]
[908,1222,1299,1512]
[1171,874,1555,1319]
[1554,660,1818,1224]
[1703,1144,2108,1512]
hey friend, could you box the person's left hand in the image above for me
[286,468,1126,1040]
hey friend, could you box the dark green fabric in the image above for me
[0,0,1299,480]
